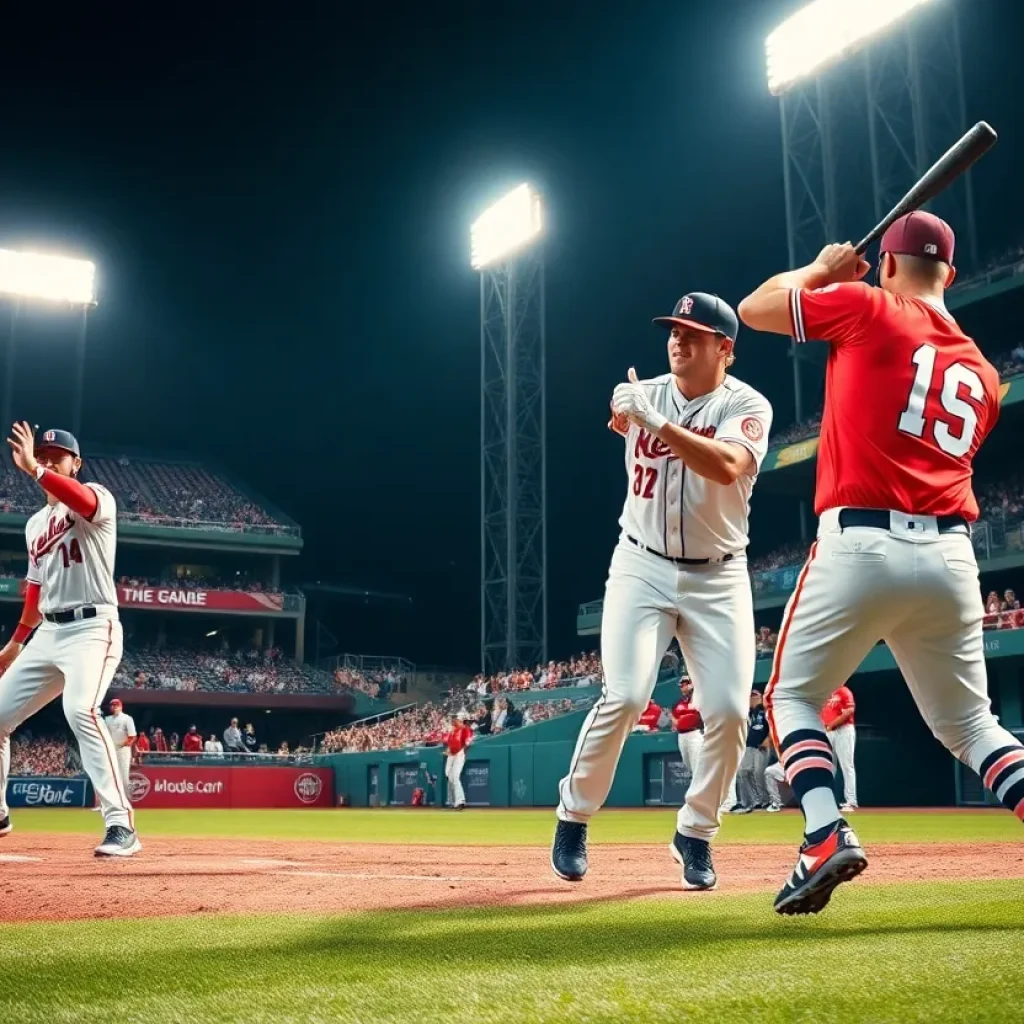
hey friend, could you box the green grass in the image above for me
[8,806,1021,845]
[1,880,1022,1023]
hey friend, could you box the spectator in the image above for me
[181,726,203,754]
[134,730,151,760]
[153,728,168,753]
[223,718,245,753]
[243,723,258,754]
[476,703,492,736]
[204,734,223,755]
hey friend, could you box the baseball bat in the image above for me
[854,121,998,255]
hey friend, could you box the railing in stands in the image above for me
[117,512,300,537]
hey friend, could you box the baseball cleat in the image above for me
[669,832,717,891]
[839,803,857,813]
[766,803,782,813]
[774,818,867,916]
[94,825,142,858]
[551,820,588,881]
[729,803,753,815]
[0,814,11,837]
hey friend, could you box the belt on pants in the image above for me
[44,606,97,624]
[626,534,736,566]
[837,508,969,535]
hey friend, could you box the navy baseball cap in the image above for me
[880,211,955,266]
[35,428,80,457]
[653,292,739,341]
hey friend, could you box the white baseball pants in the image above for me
[764,762,787,806]
[767,509,1022,798]
[0,614,132,830]
[830,723,857,806]
[445,750,466,807]
[116,746,132,794]
[558,541,754,841]
[676,730,703,776]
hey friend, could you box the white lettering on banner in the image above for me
[10,781,78,806]
[153,778,225,795]
[121,587,209,607]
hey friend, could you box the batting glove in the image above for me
[611,368,667,434]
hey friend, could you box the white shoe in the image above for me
[766,803,782,813]
[95,826,142,858]
[839,803,857,813]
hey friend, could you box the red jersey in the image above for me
[638,701,661,731]
[135,733,150,753]
[672,699,702,733]
[182,732,203,753]
[444,725,473,756]
[790,283,1000,520]
[822,686,855,729]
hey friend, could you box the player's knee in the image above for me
[603,691,650,723]
[61,695,97,732]
[930,711,998,763]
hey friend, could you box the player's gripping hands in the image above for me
[812,243,872,285]
[612,368,667,434]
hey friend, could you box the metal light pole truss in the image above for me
[779,2,976,423]
[480,248,547,675]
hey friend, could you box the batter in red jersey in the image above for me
[740,211,1024,915]
[443,716,473,809]
[672,679,703,777]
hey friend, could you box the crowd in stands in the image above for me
[750,543,809,575]
[984,588,1024,631]
[767,414,822,450]
[333,666,404,701]
[112,645,337,695]
[0,454,293,535]
[463,652,603,696]
[976,473,1024,522]
[9,733,79,777]
[320,693,586,754]
[117,573,283,595]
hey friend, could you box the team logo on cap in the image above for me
[741,417,764,442]
[678,296,694,315]
[44,430,55,442]
[924,243,938,255]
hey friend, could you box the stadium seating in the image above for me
[0,454,294,535]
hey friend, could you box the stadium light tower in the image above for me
[471,183,547,675]
[766,0,977,423]
[0,249,98,441]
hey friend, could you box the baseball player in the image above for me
[104,698,137,794]
[0,424,139,856]
[764,760,787,812]
[443,715,473,809]
[739,211,1024,914]
[823,685,858,811]
[672,679,703,777]
[551,292,773,890]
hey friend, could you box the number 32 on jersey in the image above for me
[897,343,985,458]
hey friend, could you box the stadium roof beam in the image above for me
[472,184,547,674]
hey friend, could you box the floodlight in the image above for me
[766,0,937,96]
[470,184,543,270]
[0,248,97,305]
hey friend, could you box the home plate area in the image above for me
[0,832,1013,924]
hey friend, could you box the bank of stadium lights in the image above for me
[470,184,543,270]
[766,0,938,95]
[0,248,97,306]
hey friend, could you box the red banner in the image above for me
[117,586,284,613]
[126,765,334,808]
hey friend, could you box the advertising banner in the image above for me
[5,776,90,808]
[462,760,491,806]
[126,765,334,809]
[117,586,285,613]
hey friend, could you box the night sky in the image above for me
[1,1,1022,668]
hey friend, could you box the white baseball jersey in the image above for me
[104,711,137,748]
[618,374,773,559]
[25,483,118,614]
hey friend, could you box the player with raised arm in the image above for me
[0,423,139,856]
[551,293,773,890]
[739,211,1023,915]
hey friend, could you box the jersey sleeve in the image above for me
[716,391,774,472]
[24,523,42,586]
[126,715,137,738]
[85,483,116,526]
[840,687,855,712]
[789,282,882,347]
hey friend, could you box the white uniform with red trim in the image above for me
[0,483,132,830]
[104,710,137,791]
[558,373,773,842]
